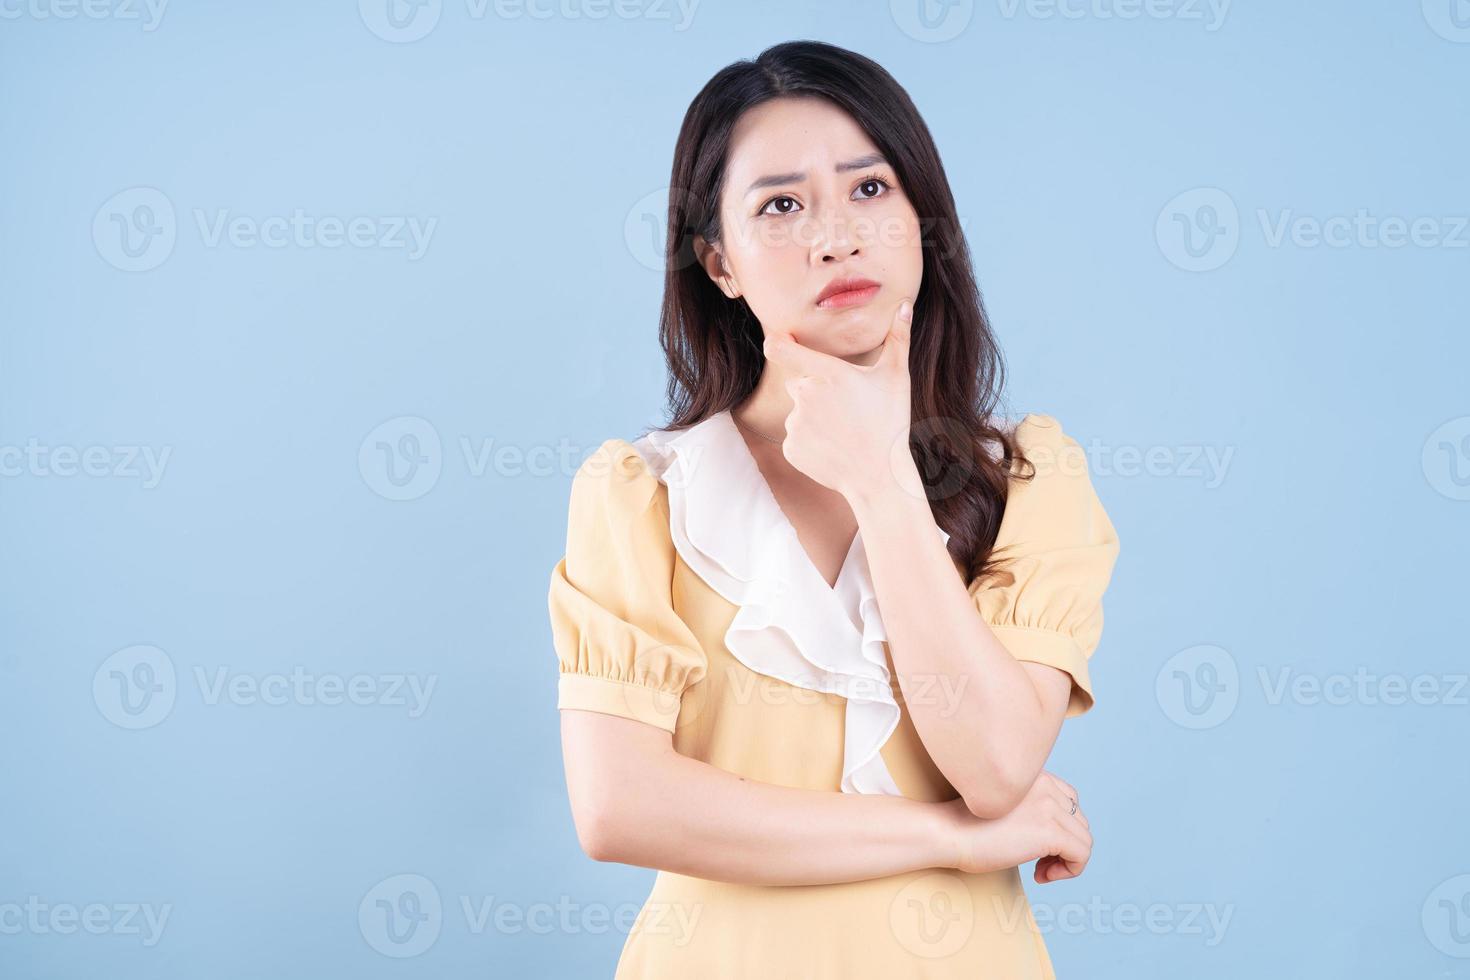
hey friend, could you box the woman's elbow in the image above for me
[561,710,676,862]
[960,771,1030,820]
[570,793,623,862]
[567,787,632,863]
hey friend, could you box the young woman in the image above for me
[547,39,1121,978]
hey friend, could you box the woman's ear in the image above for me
[693,236,739,299]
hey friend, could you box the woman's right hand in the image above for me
[939,770,1093,883]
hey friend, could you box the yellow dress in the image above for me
[547,410,1120,978]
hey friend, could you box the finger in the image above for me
[1042,775,1076,810]
[1046,772,1077,803]
[1063,809,1093,850]
[1049,788,1087,836]
[1048,827,1091,881]
[1050,786,1088,833]
[1063,819,1092,870]
[874,297,913,376]
[1040,857,1079,883]
[763,331,847,379]
[1036,838,1087,883]
[1056,788,1086,831]
[1038,856,1077,884]
[784,375,818,401]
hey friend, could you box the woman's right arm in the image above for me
[560,708,1092,887]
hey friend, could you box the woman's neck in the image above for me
[732,366,795,442]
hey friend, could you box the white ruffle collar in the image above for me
[632,408,951,795]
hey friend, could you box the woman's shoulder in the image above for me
[572,436,660,492]
[1009,411,1066,441]
[975,411,1075,468]
[993,410,1114,542]
[988,411,1109,537]
[991,412,1086,471]
[565,436,672,531]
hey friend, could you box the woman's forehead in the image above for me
[727,98,875,168]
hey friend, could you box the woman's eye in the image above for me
[759,179,891,217]
[760,196,800,216]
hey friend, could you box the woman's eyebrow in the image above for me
[744,153,889,195]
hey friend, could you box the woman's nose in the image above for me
[804,204,865,259]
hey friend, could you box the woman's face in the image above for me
[699,95,924,366]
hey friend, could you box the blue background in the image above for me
[2,1,1468,976]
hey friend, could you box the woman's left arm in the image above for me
[848,472,1072,819]
[765,298,1118,820]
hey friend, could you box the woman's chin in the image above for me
[829,322,890,363]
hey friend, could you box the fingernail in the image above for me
[900,300,912,322]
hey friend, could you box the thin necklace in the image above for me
[732,410,784,445]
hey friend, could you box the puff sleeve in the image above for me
[968,414,1121,719]
[547,438,707,733]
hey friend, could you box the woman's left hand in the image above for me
[761,297,917,501]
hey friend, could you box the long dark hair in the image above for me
[649,39,1033,583]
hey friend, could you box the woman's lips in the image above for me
[816,284,881,309]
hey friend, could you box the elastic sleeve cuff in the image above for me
[988,625,1096,718]
[557,672,682,733]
